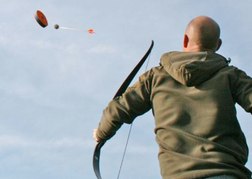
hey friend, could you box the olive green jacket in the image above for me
[97,51,252,179]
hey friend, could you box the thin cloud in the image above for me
[87,44,117,54]
[0,135,88,149]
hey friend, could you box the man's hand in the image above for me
[93,128,101,142]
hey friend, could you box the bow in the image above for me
[93,40,154,179]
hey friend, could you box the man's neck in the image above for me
[183,45,215,53]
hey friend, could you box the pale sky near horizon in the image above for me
[1,1,252,179]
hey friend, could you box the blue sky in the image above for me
[0,1,252,179]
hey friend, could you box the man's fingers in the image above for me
[93,129,100,142]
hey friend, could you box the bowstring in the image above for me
[116,52,152,179]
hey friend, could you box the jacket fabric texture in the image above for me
[97,51,252,179]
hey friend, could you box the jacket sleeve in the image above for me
[96,71,153,141]
[232,67,252,113]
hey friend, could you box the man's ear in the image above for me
[183,34,189,48]
[216,38,222,51]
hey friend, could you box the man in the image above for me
[93,16,252,179]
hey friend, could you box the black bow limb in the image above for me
[93,40,154,179]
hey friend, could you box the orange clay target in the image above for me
[87,28,95,34]
[35,10,48,28]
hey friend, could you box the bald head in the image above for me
[183,16,222,52]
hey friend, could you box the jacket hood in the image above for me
[160,51,229,86]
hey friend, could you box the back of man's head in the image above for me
[183,16,222,52]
